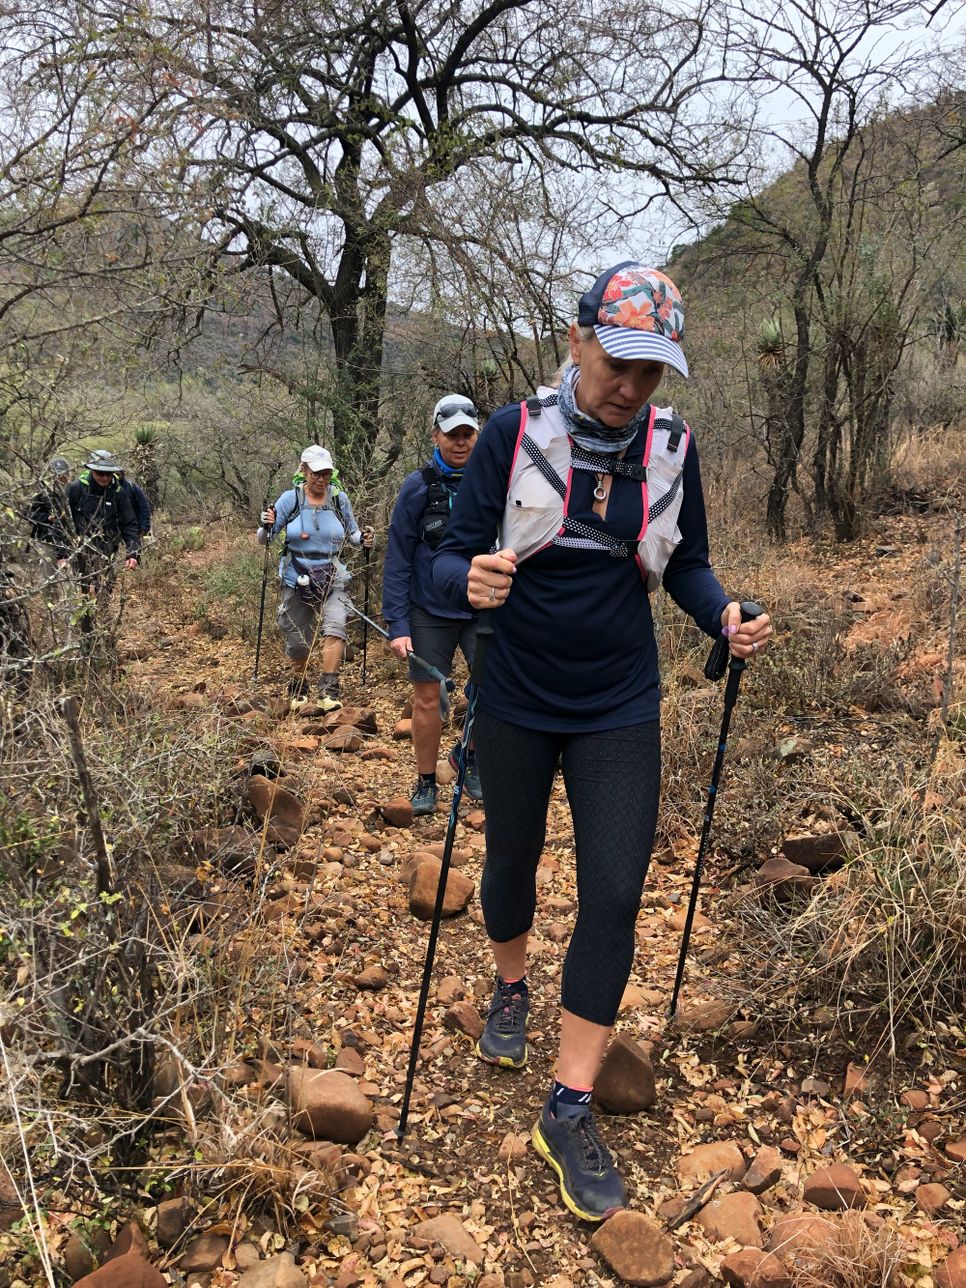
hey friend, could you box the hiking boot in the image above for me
[410,780,438,816]
[287,675,310,707]
[531,1101,627,1223]
[318,673,342,712]
[448,743,483,802]
[476,977,528,1069]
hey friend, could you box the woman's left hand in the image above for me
[361,527,375,549]
[721,602,772,659]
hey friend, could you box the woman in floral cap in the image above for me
[433,264,772,1222]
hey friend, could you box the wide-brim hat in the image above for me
[85,451,123,473]
[577,262,689,378]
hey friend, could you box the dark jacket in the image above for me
[382,461,474,639]
[28,486,72,560]
[67,475,140,560]
[120,477,152,534]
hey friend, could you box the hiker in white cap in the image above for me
[258,445,374,710]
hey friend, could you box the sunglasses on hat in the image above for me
[436,401,478,421]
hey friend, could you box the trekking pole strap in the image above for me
[470,618,495,686]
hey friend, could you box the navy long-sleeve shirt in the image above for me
[382,463,474,638]
[432,402,731,732]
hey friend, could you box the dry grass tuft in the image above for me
[788,1212,905,1287]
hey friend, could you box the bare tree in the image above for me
[710,0,962,539]
[59,0,754,468]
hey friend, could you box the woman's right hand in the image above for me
[467,548,517,610]
[261,506,276,527]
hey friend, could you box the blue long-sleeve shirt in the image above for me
[432,402,731,732]
[259,487,361,588]
[382,463,475,638]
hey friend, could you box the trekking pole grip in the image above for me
[703,600,765,682]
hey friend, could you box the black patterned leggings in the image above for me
[473,710,661,1027]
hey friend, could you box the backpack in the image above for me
[418,466,459,550]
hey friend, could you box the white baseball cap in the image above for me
[300,445,334,472]
[433,395,479,433]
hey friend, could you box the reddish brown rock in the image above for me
[695,1191,763,1248]
[392,719,413,740]
[287,1068,373,1144]
[247,775,304,829]
[677,1141,746,1183]
[590,1211,674,1285]
[411,1214,484,1266]
[743,1145,783,1195]
[155,1196,190,1249]
[360,746,395,761]
[677,1000,732,1033]
[443,1001,484,1040]
[187,825,259,876]
[334,1046,365,1076]
[73,1252,167,1288]
[781,830,853,873]
[333,707,378,736]
[409,858,474,920]
[916,1182,951,1214]
[594,1033,657,1114]
[354,964,389,991]
[936,1246,966,1288]
[721,1248,792,1287]
[236,1251,308,1286]
[436,975,465,1004]
[803,1164,865,1210]
[378,797,414,829]
[755,857,816,901]
[465,809,486,831]
[766,1214,836,1260]
[179,1231,230,1271]
[945,1135,966,1163]
[323,728,363,753]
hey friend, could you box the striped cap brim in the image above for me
[594,324,689,378]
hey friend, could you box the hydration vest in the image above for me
[498,389,690,592]
[418,465,459,551]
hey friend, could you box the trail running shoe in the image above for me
[410,780,438,816]
[531,1101,627,1223]
[448,743,483,802]
[318,693,343,712]
[476,977,528,1069]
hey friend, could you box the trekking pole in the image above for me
[253,503,272,683]
[346,603,455,720]
[361,543,372,685]
[668,601,764,1020]
[397,617,494,1140]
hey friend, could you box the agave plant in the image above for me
[131,421,166,504]
[756,319,785,369]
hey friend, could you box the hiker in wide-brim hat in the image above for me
[433,263,772,1222]
[67,449,140,587]
[258,445,374,711]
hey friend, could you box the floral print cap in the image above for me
[577,262,688,377]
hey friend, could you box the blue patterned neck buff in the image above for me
[433,446,463,479]
[556,363,649,453]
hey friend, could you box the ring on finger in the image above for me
[488,586,497,601]
[752,641,758,653]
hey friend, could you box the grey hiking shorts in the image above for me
[277,574,351,659]
[408,605,478,683]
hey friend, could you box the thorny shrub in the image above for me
[0,680,320,1276]
[786,1211,904,1287]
